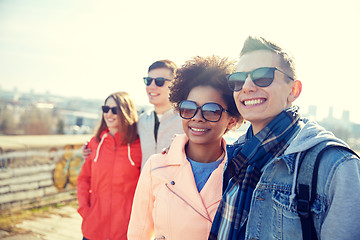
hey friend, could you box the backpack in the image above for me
[296,141,360,240]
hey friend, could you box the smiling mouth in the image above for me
[242,98,265,106]
[190,127,209,132]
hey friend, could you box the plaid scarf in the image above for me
[209,106,300,240]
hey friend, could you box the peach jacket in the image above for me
[128,134,226,240]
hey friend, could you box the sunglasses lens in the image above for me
[252,68,275,87]
[102,106,110,113]
[154,78,166,87]
[110,107,117,114]
[102,106,117,114]
[143,77,152,86]
[179,101,197,119]
[144,77,168,87]
[227,72,247,91]
[202,103,222,122]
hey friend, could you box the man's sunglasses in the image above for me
[227,67,294,92]
[102,105,118,114]
[143,77,171,87]
[179,100,228,122]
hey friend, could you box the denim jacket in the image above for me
[225,119,360,240]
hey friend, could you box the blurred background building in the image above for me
[0,87,359,150]
[0,87,150,135]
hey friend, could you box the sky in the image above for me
[0,0,359,123]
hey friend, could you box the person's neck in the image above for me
[251,108,292,135]
[185,141,224,163]
[251,118,273,135]
[108,128,118,136]
[154,104,172,115]
[252,126,262,135]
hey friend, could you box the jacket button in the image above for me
[171,181,175,185]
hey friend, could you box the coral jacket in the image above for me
[128,134,226,240]
[77,130,142,240]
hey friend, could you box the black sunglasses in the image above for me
[227,67,294,92]
[179,100,228,122]
[102,105,118,114]
[143,77,171,87]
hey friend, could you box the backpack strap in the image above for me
[296,141,359,240]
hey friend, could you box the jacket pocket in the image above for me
[77,205,90,219]
[83,194,98,222]
[272,190,302,239]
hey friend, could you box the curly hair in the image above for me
[169,55,242,121]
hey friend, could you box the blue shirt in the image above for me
[187,152,224,192]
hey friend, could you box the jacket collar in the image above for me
[165,134,227,165]
[162,134,226,222]
[99,129,123,146]
[152,108,178,122]
[165,134,188,165]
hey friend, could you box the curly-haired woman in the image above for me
[128,56,243,240]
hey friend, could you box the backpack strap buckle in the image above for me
[297,198,310,218]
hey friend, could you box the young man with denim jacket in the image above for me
[209,36,360,240]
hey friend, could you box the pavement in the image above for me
[1,205,82,240]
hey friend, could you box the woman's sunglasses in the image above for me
[179,100,228,122]
[227,67,294,92]
[143,77,171,87]
[102,105,118,114]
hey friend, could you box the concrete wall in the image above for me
[0,163,76,211]
[0,135,92,211]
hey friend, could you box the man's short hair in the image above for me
[148,59,177,77]
[240,36,297,80]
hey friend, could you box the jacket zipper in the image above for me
[165,183,211,222]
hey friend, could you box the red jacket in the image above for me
[77,130,142,240]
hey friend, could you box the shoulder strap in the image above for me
[296,141,359,240]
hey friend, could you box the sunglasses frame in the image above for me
[227,67,294,92]
[102,105,118,114]
[143,77,171,87]
[179,100,228,123]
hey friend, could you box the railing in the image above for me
[0,135,92,211]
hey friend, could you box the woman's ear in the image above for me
[288,80,302,103]
[225,116,237,132]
